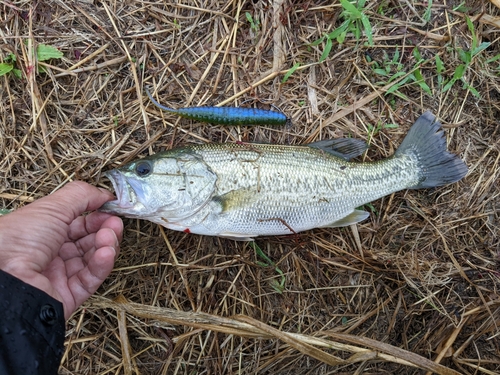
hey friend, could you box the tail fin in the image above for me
[395,111,468,189]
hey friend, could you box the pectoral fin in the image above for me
[210,191,258,240]
[212,189,257,213]
[322,209,370,228]
[308,138,368,161]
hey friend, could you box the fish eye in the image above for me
[135,161,152,177]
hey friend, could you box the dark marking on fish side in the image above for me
[257,217,297,235]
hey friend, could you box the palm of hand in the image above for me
[0,181,123,319]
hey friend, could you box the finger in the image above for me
[67,245,116,310]
[31,181,116,225]
[61,222,121,265]
[94,221,122,256]
[59,239,92,261]
[63,256,86,279]
[42,257,76,319]
[66,226,120,279]
[67,211,119,241]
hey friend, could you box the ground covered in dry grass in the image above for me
[1,0,499,374]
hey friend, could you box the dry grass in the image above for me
[1,0,499,374]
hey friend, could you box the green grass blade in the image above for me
[435,55,445,73]
[327,20,350,40]
[361,15,373,45]
[282,63,300,83]
[453,64,466,80]
[320,37,333,62]
[413,68,432,95]
[472,42,491,57]
[340,0,362,17]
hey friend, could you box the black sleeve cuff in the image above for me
[0,269,65,375]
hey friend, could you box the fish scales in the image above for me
[100,111,467,240]
[182,143,420,235]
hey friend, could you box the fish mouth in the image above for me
[100,170,137,213]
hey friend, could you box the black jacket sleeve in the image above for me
[0,269,65,375]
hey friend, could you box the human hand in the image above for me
[0,181,123,319]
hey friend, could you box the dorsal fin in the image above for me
[308,138,368,161]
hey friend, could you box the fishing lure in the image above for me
[145,87,289,126]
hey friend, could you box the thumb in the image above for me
[30,181,115,225]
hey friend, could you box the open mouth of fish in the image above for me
[101,170,137,211]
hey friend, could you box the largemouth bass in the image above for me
[100,112,467,240]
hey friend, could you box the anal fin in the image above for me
[218,232,256,241]
[322,209,370,228]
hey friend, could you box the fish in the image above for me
[146,87,289,126]
[100,111,468,241]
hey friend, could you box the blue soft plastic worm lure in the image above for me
[146,88,289,126]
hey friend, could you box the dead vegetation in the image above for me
[1,0,499,374]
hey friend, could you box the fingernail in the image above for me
[98,187,112,195]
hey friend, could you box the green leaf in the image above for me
[465,83,480,97]
[458,48,471,65]
[270,279,285,294]
[327,20,350,40]
[413,47,422,62]
[310,35,326,46]
[486,54,500,64]
[361,15,373,45]
[392,90,409,100]
[0,63,13,76]
[245,12,253,24]
[282,62,300,83]
[423,0,432,22]
[387,70,406,82]
[385,85,400,95]
[13,69,22,79]
[354,24,361,41]
[465,16,476,48]
[384,123,399,129]
[472,42,490,57]
[373,68,388,76]
[442,78,457,92]
[392,49,400,63]
[340,0,362,17]
[37,44,63,61]
[250,242,274,266]
[453,2,468,12]
[6,53,16,63]
[413,68,432,95]
[338,30,347,44]
[364,202,378,214]
[452,64,466,80]
[435,55,445,73]
[320,37,333,62]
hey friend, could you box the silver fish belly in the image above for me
[100,112,467,240]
